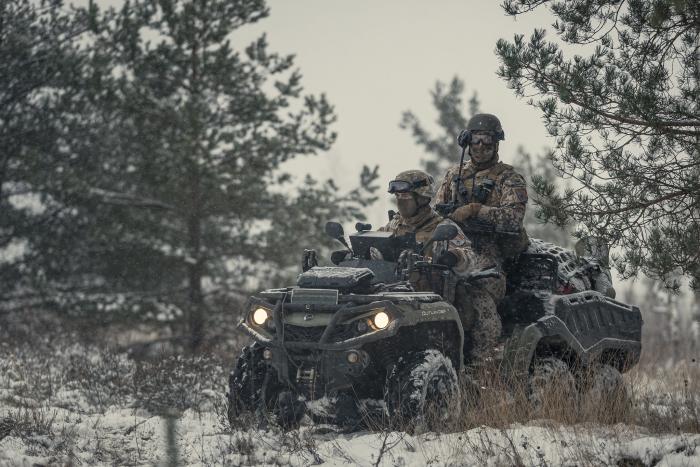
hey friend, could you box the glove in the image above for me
[369,246,384,260]
[451,203,482,222]
[436,250,459,267]
[457,129,472,148]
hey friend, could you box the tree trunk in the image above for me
[693,290,700,357]
[187,213,204,351]
[186,19,204,352]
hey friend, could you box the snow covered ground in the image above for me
[0,318,698,466]
[1,404,699,466]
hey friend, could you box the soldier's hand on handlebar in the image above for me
[369,247,384,261]
[450,203,482,222]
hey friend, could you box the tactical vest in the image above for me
[453,162,529,258]
[454,162,510,205]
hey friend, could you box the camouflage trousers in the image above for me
[455,274,506,364]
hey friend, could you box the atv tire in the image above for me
[528,357,577,412]
[580,364,629,418]
[385,349,460,432]
[227,343,277,427]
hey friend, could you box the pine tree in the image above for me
[400,77,480,181]
[87,0,379,348]
[511,146,574,247]
[1,0,378,349]
[0,0,94,313]
[497,0,700,288]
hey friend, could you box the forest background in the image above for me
[0,0,698,463]
[1,0,697,357]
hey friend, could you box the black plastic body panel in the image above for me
[502,291,643,379]
[553,292,642,348]
[239,293,462,399]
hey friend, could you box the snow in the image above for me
[1,342,698,466]
[2,376,699,467]
[2,407,698,466]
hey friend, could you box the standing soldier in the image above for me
[434,113,529,363]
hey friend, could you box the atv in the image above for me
[229,222,473,430]
[228,220,643,429]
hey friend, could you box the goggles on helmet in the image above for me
[388,179,427,194]
[470,133,494,146]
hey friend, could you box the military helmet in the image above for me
[466,113,505,141]
[388,169,435,199]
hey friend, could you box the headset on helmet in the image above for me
[458,113,505,148]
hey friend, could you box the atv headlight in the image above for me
[251,307,269,325]
[373,311,390,330]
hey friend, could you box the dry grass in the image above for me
[354,343,699,440]
[394,345,700,466]
[628,342,700,434]
[438,359,698,435]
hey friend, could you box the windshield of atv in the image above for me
[348,231,418,262]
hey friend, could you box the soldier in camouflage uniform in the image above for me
[434,113,530,362]
[380,170,498,360]
[379,169,477,273]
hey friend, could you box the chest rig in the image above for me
[453,163,511,205]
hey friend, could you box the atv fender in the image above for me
[502,292,642,380]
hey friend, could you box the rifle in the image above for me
[458,218,520,237]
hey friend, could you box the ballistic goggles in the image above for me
[387,179,428,194]
[470,133,495,146]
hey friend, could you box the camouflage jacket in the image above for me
[379,207,479,275]
[434,157,529,259]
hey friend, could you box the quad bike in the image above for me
[229,222,474,430]
[228,220,643,429]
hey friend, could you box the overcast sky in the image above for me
[234,0,555,216]
[219,0,650,295]
[82,0,676,294]
[93,0,555,218]
[252,1,552,149]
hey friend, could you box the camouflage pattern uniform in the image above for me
[434,115,529,363]
[379,205,480,275]
[379,170,478,276]
[434,154,529,258]
[380,170,500,361]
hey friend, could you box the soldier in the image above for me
[379,170,476,272]
[380,169,497,361]
[434,113,530,362]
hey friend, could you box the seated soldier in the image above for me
[380,169,500,363]
[434,114,530,362]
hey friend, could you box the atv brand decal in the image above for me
[421,309,447,317]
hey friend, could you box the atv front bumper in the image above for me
[239,298,404,397]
